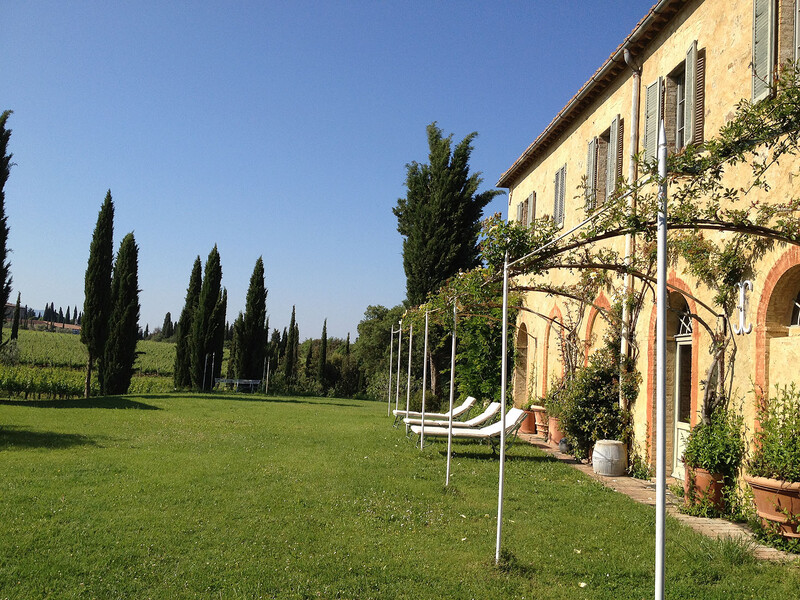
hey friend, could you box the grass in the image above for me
[0,395,798,599]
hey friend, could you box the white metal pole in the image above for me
[621,63,641,410]
[445,302,457,486]
[655,120,668,600]
[211,352,216,390]
[405,324,413,433]
[265,357,270,395]
[395,321,403,412]
[495,251,510,565]
[387,327,395,417]
[420,311,429,448]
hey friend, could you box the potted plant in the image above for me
[542,383,566,447]
[521,399,547,435]
[744,384,800,538]
[682,407,744,513]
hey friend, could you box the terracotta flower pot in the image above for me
[684,467,725,511]
[548,416,564,447]
[744,475,800,538]
[520,410,537,434]
[531,405,548,434]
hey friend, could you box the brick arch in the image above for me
[754,246,800,398]
[513,322,529,406]
[541,303,563,397]
[584,291,612,365]
[645,272,701,457]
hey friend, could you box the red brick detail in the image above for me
[541,303,564,397]
[644,273,700,462]
[583,292,612,366]
[754,246,800,398]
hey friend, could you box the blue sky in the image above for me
[4,0,653,340]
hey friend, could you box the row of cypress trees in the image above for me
[173,247,241,391]
[81,191,140,397]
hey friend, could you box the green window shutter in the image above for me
[606,115,620,202]
[553,166,566,227]
[526,192,536,228]
[553,169,562,226]
[753,0,776,102]
[796,0,800,61]
[586,137,597,210]
[685,41,697,145]
[558,166,566,227]
[644,79,663,161]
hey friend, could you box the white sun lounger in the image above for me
[403,402,500,428]
[392,396,476,424]
[409,408,528,452]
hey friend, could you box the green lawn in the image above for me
[0,395,797,599]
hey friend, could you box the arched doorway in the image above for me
[667,292,694,479]
[762,263,800,394]
[514,323,528,406]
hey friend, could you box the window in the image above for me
[645,41,704,158]
[526,192,536,228]
[553,165,566,228]
[752,0,776,102]
[752,0,799,101]
[586,115,623,210]
[643,78,663,161]
[515,192,536,227]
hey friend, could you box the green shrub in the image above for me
[682,407,744,476]
[553,345,632,460]
[747,384,800,482]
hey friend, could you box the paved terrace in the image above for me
[518,432,797,563]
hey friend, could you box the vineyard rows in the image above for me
[0,365,173,399]
[13,329,176,375]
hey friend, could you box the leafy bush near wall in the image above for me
[748,384,800,482]
[550,343,633,460]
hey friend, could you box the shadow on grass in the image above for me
[140,392,365,409]
[0,397,160,410]
[437,447,562,463]
[0,426,99,450]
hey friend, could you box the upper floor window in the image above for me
[753,0,777,101]
[644,41,705,160]
[586,115,623,211]
[553,165,566,228]
[753,0,800,102]
[515,192,536,228]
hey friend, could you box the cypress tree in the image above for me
[210,288,227,386]
[161,311,174,338]
[65,306,71,324]
[173,256,201,389]
[81,191,114,397]
[10,291,20,340]
[304,339,314,376]
[230,312,244,379]
[269,328,281,372]
[284,306,297,384]
[0,111,13,341]
[318,319,328,390]
[190,246,222,391]
[143,324,149,339]
[73,305,78,324]
[393,123,501,394]
[236,257,267,379]
[102,233,140,395]
[280,327,287,359]
[58,307,64,325]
